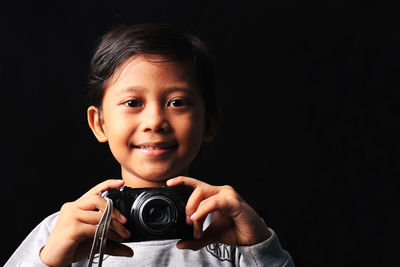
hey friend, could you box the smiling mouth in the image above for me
[134,145,175,150]
[132,142,178,155]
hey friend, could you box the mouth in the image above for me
[132,141,178,156]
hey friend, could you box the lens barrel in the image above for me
[138,195,177,234]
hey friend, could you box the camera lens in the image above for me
[139,196,177,234]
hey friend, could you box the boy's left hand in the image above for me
[167,176,272,251]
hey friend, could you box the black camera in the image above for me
[101,185,194,242]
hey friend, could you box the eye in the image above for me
[124,99,143,108]
[168,99,189,107]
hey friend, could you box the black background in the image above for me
[1,1,399,266]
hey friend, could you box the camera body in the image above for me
[101,185,194,242]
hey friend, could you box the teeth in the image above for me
[137,146,168,150]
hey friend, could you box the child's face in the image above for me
[89,56,208,187]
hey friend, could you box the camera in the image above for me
[101,185,194,242]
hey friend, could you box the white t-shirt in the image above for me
[5,212,294,266]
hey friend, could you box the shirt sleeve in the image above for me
[4,213,59,267]
[237,229,295,267]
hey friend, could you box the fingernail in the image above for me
[190,212,197,221]
[186,215,192,225]
[120,214,127,223]
[113,179,124,185]
[166,178,174,186]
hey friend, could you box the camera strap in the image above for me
[87,197,113,267]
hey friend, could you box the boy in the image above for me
[6,24,294,266]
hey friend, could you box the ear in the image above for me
[203,107,222,142]
[87,106,108,143]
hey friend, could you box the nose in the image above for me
[141,103,170,134]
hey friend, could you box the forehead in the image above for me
[107,55,195,89]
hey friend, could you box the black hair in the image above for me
[87,24,218,122]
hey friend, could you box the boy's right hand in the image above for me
[40,179,133,267]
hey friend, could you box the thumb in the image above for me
[176,238,210,251]
[105,241,134,257]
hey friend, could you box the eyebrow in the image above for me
[116,86,146,95]
[164,86,194,95]
[116,86,195,96]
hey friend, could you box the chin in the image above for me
[122,165,186,187]
[142,170,179,183]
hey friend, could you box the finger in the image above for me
[75,195,127,224]
[177,215,231,251]
[104,241,134,257]
[80,179,125,198]
[168,177,220,218]
[109,218,131,240]
[192,216,206,239]
[166,176,207,188]
[190,194,222,222]
[76,195,106,211]
[107,229,125,243]
[191,186,242,221]
[75,210,102,224]
[72,223,98,241]
[185,185,219,217]
[75,197,130,240]
[72,210,131,243]
[74,222,127,242]
[72,208,130,242]
[176,239,209,251]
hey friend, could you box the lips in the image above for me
[132,141,178,156]
[135,146,170,150]
[133,141,178,149]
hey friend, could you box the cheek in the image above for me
[104,118,135,153]
[175,114,205,148]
